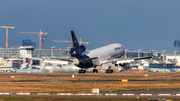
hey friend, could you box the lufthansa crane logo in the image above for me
[114,46,123,51]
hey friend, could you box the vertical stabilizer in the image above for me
[71,31,79,48]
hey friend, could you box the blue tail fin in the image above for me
[71,31,79,48]
[70,31,86,57]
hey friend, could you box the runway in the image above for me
[0,73,180,99]
[102,88,180,95]
[6,75,180,78]
[1,79,180,82]
[1,89,180,98]
[0,95,179,99]
[1,73,180,78]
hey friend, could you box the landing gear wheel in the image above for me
[110,69,113,73]
[106,69,109,73]
[83,70,86,74]
[93,69,98,73]
[96,69,98,73]
[106,66,113,73]
[106,69,113,73]
[79,70,82,74]
[79,69,86,74]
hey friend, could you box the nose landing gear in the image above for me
[93,69,98,73]
[106,66,113,73]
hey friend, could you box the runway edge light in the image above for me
[49,71,53,73]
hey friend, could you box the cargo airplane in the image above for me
[24,31,152,74]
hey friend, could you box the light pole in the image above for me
[125,49,128,58]
[51,46,56,57]
[175,50,178,68]
[150,49,154,60]
[162,50,166,60]
[138,49,141,58]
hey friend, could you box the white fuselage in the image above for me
[82,43,125,67]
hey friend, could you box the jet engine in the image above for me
[70,45,86,57]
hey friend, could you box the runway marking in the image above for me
[16,93,30,95]
[105,94,117,95]
[140,94,152,96]
[57,93,72,95]
[158,94,171,96]
[122,94,135,96]
[0,93,9,95]
[75,93,93,95]
[176,94,180,96]
[37,93,50,95]
[3,92,180,97]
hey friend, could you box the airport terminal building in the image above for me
[0,47,69,58]
[0,46,177,71]
[0,47,159,59]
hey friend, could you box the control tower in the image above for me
[20,46,35,66]
[20,46,34,58]
[174,40,180,54]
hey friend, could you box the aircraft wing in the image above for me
[21,56,97,65]
[116,56,152,64]
[102,51,153,64]
[20,57,73,64]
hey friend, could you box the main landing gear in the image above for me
[93,69,98,73]
[79,69,86,74]
[79,68,98,74]
[106,66,113,73]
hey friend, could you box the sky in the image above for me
[0,0,180,54]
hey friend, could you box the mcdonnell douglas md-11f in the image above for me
[25,31,152,74]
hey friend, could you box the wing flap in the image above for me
[116,59,134,64]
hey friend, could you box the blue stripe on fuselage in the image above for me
[77,54,93,68]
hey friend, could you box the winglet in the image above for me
[134,51,153,60]
[71,31,79,48]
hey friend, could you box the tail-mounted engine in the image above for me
[70,45,86,57]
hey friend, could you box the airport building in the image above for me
[0,47,160,59]
[22,39,36,48]
[0,48,20,58]
[0,46,178,72]
[0,46,69,68]
[33,49,69,58]
[0,47,69,58]
[123,51,177,71]
[125,50,161,60]
[174,40,180,54]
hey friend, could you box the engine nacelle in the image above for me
[70,45,86,57]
